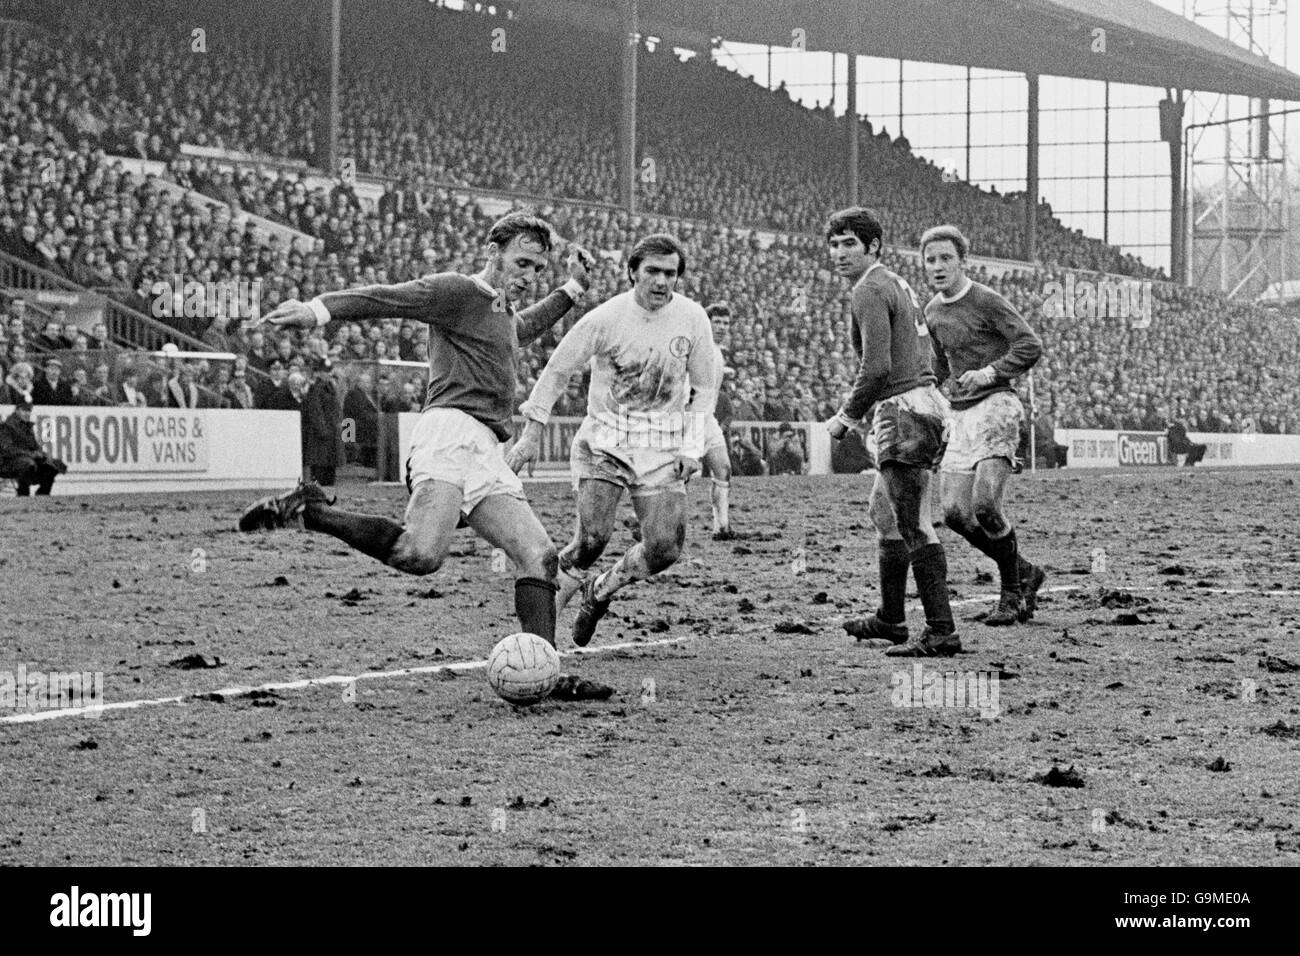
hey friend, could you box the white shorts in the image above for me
[570,417,683,498]
[940,391,1024,473]
[703,417,728,455]
[406,407,526,516]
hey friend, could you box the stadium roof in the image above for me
[531,0,1300,100]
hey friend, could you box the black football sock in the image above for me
[952,523,1021,589]
[909,543,955,635]
[877,539,911,624]
[983,529,1022,593]
[952,522,998,561]
[302,503,405,564]
[515,577,558,646]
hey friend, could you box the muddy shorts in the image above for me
[866,384,951,470]
[940,390,1024,472]
[570,417,685,498]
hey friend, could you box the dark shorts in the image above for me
[869,384,950,470]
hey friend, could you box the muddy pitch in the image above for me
[1,468,1297,865]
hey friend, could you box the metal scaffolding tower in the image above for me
[1186,0,1289,298]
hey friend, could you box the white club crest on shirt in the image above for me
[669,335,691,359]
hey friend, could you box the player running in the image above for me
[506,233,719,648]
[625,300,733,543]
[700,302,735,540]
[920,224,1046,626]
[238,212,610,699]
[824,207,959,657]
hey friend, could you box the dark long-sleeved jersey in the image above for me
[316,273,577,441]
[841,262,936,421]
[924,280,1042,411]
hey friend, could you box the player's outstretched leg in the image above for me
[880,464,960,657]
[240,477,419,566]
[316,479,458,572]
[574,487,686,647]
[245,478,478,576]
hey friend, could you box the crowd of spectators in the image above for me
[5,141,1300,435]
[335,4,1163,278]
[2,2,1298,441]
[6,0,1160,276]
[0,305,434,417]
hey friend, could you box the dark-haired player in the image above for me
[824,207,959,657]
[920,224,1045,626]
[508,233,719,648]
[239,213,609,698]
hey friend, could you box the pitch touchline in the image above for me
[946,583,1296,603]
[0,635,692,726]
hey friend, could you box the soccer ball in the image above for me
[486,633,561,705]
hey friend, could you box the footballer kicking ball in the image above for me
[486,633,561,705]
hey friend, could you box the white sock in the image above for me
[556,561,586,614]
[593,546,651,601]
[711,479,730,532]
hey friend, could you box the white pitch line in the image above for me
[947,582,1298,602]
[1163,585,1299,597]
[946,583,1297,604]
[5,580,1292,726]
[837,580,1297,619]
[0,635,691,726]
[949,584,1081,606]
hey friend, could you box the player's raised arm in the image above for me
[516,245,594,346]
[261,274,470,331]
[835,282,893,428]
